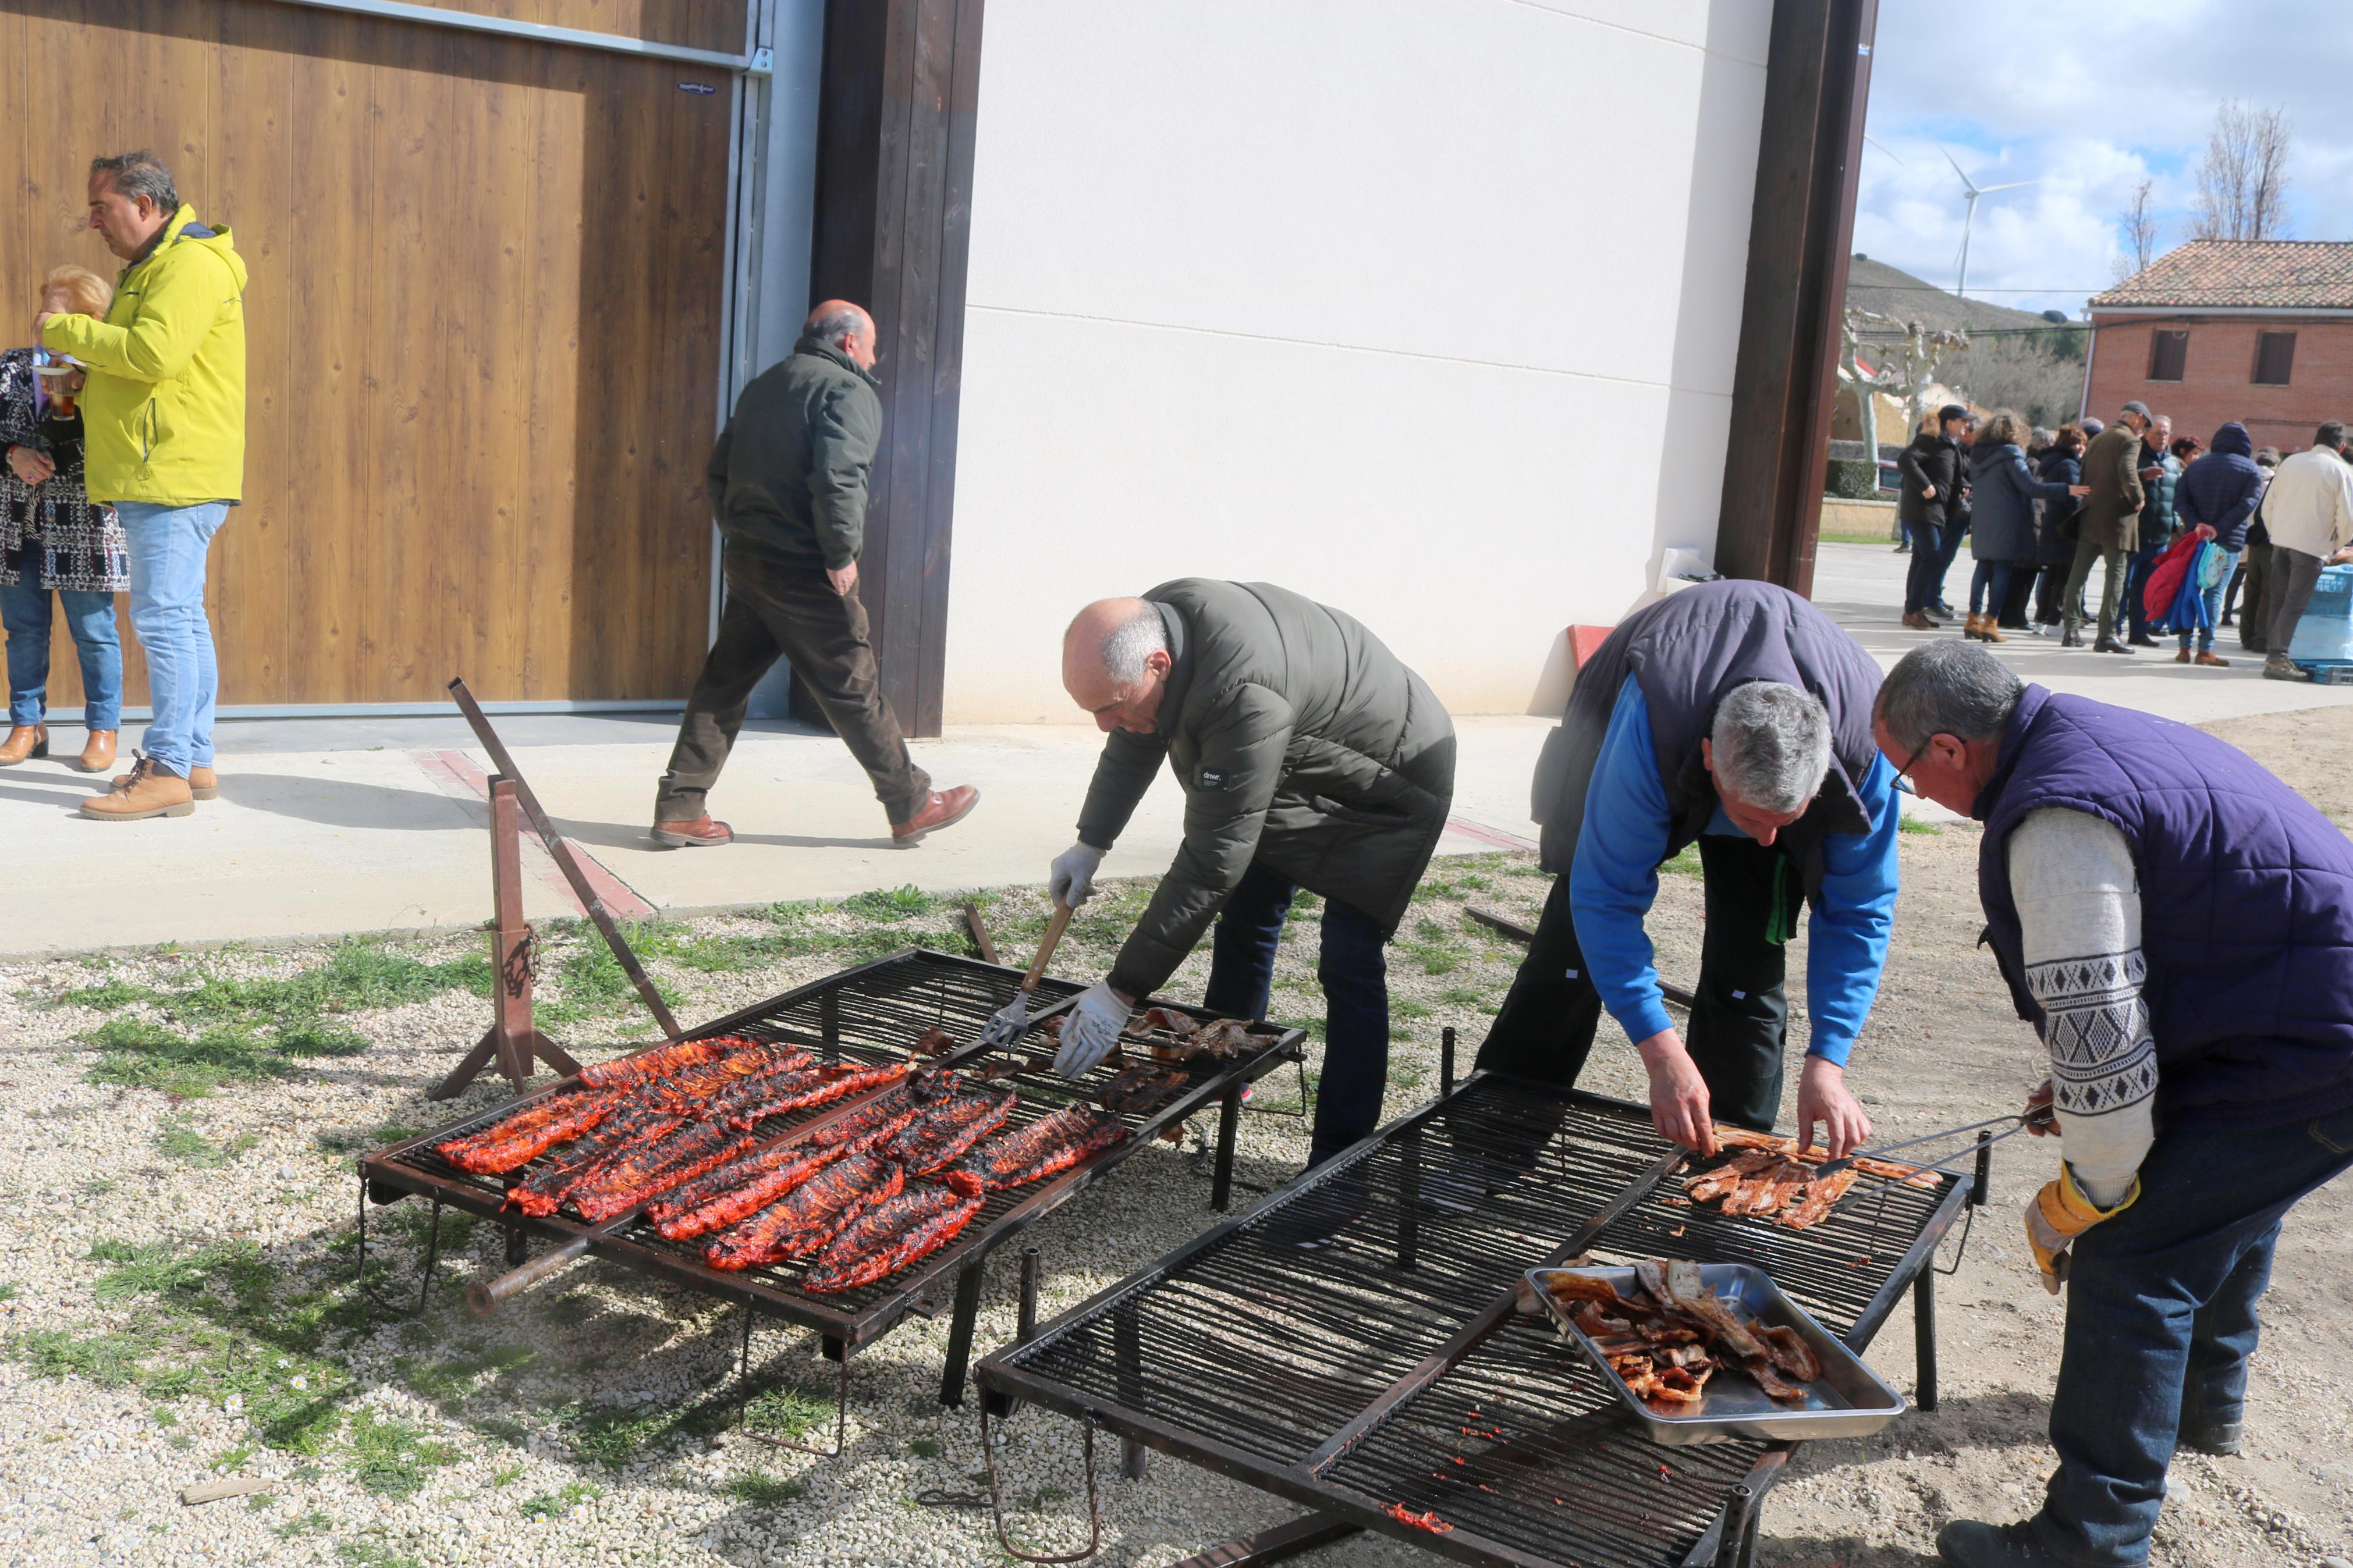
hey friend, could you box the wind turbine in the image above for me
[1944,147,2037,303]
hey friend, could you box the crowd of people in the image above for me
[0,149,245,816]
[1893,397,2353,681]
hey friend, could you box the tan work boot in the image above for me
[75,730,116,774]
[84,753,196,820]
[113,762,217,800]
[0,724,47,765]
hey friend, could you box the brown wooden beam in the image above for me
[1716,0,1879,596]
[802,0,984,737]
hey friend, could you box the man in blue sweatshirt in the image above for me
[1477,581,1900,1158]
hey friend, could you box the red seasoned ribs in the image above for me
[436,1089,620,1175]
[961,1105,1126,1190]
[703,1154,904,1271]
[801,1170,987,1293]
[569,1118,755,1223]
[721,1059,910,1130]
[577,1035,742,1090]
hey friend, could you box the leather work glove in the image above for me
[1053,981,1129,1079]
[1048,841,1108,909]
[2024,1165,2138,1295]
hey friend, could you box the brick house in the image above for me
[2086,240,2353,454]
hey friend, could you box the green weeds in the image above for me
[1898,816,1943,836]
[744,1384,835,1443]
[726,1473,808,1507]
[155,1114,258,1167]
[345,1409,458,1498]
[519,1480,601,1520]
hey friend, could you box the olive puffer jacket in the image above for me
[1075,579,1457,1000]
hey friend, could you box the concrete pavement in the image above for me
[1,541,2339,957]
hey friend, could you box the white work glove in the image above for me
[1048,841,1108,909]
[1053,981,1129,1078]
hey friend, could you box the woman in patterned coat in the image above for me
[1,265,128,773]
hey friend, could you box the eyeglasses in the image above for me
[1891,739,1932,795]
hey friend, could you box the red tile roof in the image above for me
[2092,240,2353,311]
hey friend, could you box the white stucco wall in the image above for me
[945,0,1772,723]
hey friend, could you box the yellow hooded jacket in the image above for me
[40,204,247,506]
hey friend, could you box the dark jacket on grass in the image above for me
[705,336,882,571]
[1076,579,1456,1000]
[1967,438,2076,563]
[2177,422,2266,553]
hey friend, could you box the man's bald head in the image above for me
[1064,599,1172,734]
[805,299,877,370]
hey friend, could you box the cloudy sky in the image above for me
[1857,0,2353,317]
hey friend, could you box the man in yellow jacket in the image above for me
[40,151,246,821]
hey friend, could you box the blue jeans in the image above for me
[1968,559,2013,616]
[1202,861,1391,1167]
[116,501,228,775]
[0,579,121,729]
[2175,546,2241,653]
[2123,536,2167,640]
[1904,522,1950,613]
[2034,1101,2353,1565]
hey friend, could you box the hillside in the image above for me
[1844,255,2055,333]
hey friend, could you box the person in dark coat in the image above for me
[1049,582,1456,1168]
[2171,422,2265,667]
[2024,422,2089,632]
[2121,417,2178,647]
[1875,641,2353,1568]
[1898,405,1972,628]
[2063,405,2150,652]
[1474,581,1899,1161]
[652,300,978,850]
[2226,448,2281,648]
[1961,411,2084,644]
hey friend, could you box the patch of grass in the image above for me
[1898,816,1944,836]
[80,1178,118,1195]
[1392,998,1434,1021]
[1438,987,1496,1013]
[333,1539,423,1568]
[744,1384,834,1443]
[211,1441,257,1473]
[908,1435,943,1459]
[155,1113,258,1167]
[86,1018,292,1097]
[273,1021,372,1058]
[0,1282,16,1302]
[1660,844,1705,879]
[726,1473,808,1507]
[1399,942,1463,976]
[569,1404,669,1468]
[314,1121,424,1157]
[490,1462,524,1487]
[519,1480,601,1520]
[174,941,495,1023]
[274,1511,333,1540]
[11,1325,157,1387]
[840,884,939,922]
[53,977,151,1011]
[344,1408,458,1499]
[538,938,677,1030]
[244,1492,276,1512]
[151,1406,178,1426]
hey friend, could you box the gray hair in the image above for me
[1874,642,2022,753]
[805,301,865,345]
[90,151,179,212]
[1710,683,1832,815]
[1100,605,1167,685]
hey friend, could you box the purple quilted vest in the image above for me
[1976,685,2353,1129]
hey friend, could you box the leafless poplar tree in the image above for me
[2113,179,2159,282]
[2191,101,2292,242]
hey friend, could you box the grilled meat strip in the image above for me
[651,1140,843,1241]
[961,1105,1127,1190]
[1777,1167,1858,1229]
[436,1089,620,1175]
[810,1085,927,1148]
[1122,1006,1193,1038]
[700,1059,829,1123]
[702,1155,903,1270]
[884,1088,1017,1176]
[570,1118,756,1223]
[506,1106,684,1216]
[722,1059,911,1130]
[578,1036,742,1090]
[801,1170,987,1293]
[1098,1064,1186,1117]
[640,1041,812,1113]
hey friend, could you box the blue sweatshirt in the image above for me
[1567,677,1900,1065]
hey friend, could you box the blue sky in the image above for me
[1858,0,2353,316]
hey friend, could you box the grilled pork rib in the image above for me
[721,1059,910,1130]
[883,1088,1016,1176]
[642,1041,812,1112]
[960,1105,1126,1190]
[436,1089,620,1175]
[702,1155,903,1271]
[577,1036,743,1090]
[570,1118,755,1223]
[801,1170,986,1293]
[506,1106,684,1217]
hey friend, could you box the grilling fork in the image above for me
[1811,1104,2056,1177]
[975,898,1078,1052]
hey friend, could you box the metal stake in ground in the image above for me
[431,774,582,1100]
[446,676,681,1039]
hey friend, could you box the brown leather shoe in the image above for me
[81,753,194,820]
[74,730,116,774]
[113,762,216,799]
[2195,650,2231,667]
[891,785,979,846]
[2175,648,2191,663]
[651,816,733,848]
[1901,611,1936,631]
[0,724,47,765]
[1978,619,2006,643]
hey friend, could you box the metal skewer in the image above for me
[1814,1106,2053,1177]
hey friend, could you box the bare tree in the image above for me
[2191,101,2293,242]
[2113,178,2159,282]
[1845,308,1968,444]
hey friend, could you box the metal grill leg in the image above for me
[939,1259,986,1408]
[1914,1267,1939,1412]
[505,1226,527,1267]
[1211,1082,1242,1211]
[1120,1437,1148,1480]
[415,1196,445,1314]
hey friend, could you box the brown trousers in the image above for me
[655,550,931,824]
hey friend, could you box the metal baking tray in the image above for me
[1526,1263,1906,1445]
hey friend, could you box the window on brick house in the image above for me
[2253,330,2297,386]
[2147,330,2188,381]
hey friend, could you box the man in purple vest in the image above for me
[1873,640,2353,1568]
[1479,581,1900,1160]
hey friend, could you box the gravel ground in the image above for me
[2,711,2350,1568]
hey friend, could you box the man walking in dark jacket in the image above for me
[1875,641,2353,1568]
[1475,581,1898,1161]
[651,301,977,847]
[1898,406,1971,628]
[1046,582,1456,1167]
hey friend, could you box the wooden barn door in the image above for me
[0,0,736,711]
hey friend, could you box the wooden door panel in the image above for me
[5,0,726,711]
